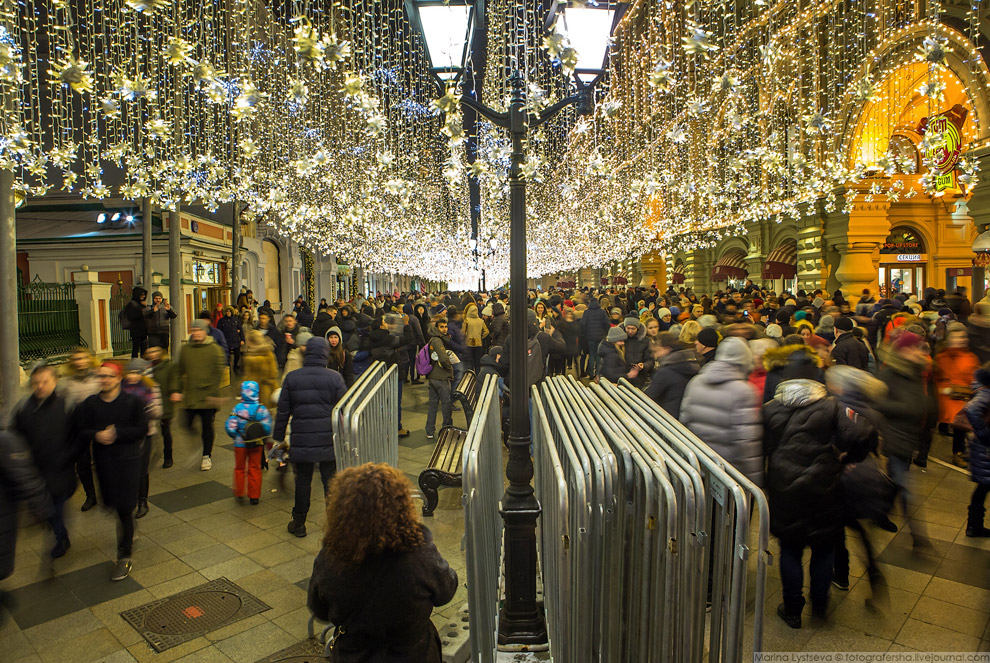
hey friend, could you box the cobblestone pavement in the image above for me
[1,377,988,661]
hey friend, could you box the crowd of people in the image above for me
[3,278,990,657]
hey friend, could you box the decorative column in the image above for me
[72,267,114,358]
[966,147,990,300]
[797,201,826,293]
[824,186,889,297]
[686,248,714,294]
[638,252,666,288]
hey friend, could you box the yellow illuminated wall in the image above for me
[850,62,975,168]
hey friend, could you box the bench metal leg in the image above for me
[419,469,442,517]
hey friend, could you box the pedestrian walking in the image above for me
[12,365,76,559]
[173,320,227,471]
[424,316,455,439]
[272,337,348,537]
[225,380,273,505]
[121,359,162,519]
[144,346,176,468]
[64,347,102,511]
[74,362,148,581]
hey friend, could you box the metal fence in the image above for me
[17,277,83,361]
[331,361,399,469]
[462,374,503,663]
[108,283,131,357]
[533,375,769,663]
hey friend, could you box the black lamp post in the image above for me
[409,0,622,646]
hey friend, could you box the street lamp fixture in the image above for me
[412,0,621,647]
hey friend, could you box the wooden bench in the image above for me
[419,426,467,517]
[453,369,478,426]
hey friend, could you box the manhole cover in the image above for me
[255,639,329,663]
[121,577,270,652]
[144,590,242,634]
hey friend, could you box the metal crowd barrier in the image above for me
[461,374,503,663]
[331,360,399,469]
[532,375,768,663]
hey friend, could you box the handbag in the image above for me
[839,454,896,523]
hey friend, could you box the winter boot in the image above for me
[776,603,801,629]
[287,512,307,538]
[967,504,990,538]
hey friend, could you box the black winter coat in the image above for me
[0,431,54,579]
[124,290,148,337]
[597,341,627,383]
[763,379,872,545]
[273,337,348,463]
[308,526,458,663]
[830,332,869,370]
[876,353,936,460]
[580,300,611,346]
[217,315,243,350]
[312,311,336,340]
[644,348,699,419]
[75,391,148,512]
[259,323,288,369]
[13,393,78,500]
[488,307,509,349]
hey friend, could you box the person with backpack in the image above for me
[225,380,273,505]
[422,316,454,439]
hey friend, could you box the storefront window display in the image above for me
[879,226,925,296]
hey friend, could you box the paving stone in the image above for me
[895,618,983,652]
[910,595,990,638]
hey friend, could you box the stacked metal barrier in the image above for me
[331,361,399,469]
[461,374,503,663]
[533,375,770,663]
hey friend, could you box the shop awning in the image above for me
[762,241,797,279]
[711,252,748,282]
[671,263,685,284]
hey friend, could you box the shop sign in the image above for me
[919,105,966,192]
[896,254,922,262]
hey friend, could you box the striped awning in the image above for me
[762,241,797,279]
[671,263,685,284]
[711,252,748,282]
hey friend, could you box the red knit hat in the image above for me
[892,331,923,350]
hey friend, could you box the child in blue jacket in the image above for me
[225,381,272,504]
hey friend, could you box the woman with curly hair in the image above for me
[308,463,458,662]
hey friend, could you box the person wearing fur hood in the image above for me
[621,316,652,388]
[762,342,825,404]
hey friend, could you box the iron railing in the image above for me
[17,277,83,361]
[108,283,131,357]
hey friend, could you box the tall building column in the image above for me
[638,252,666,288]
[686,248,714,294]
[824,186,889,297]
[966,147,990,300]
[796,202,825,293]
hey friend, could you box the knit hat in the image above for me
[697,314,719,329]
[668,306,680,318]
[697,327,720,348]
[892,331,923,350]
[765,323,782,338]
[946,321,967,334]
[714,336,753,373]
[658,307,671,319]
[818,315,834,329]
[776,310,791,323]
[794,310,807,321]
[151,291,163,299]
[623,316,641,328]
[296,330,314,347]
[639,308,650,317]
[126,358,149,373]
[785,298,797,307]
[611,307,623,317]
[527,309,538,324]
[834,316,855,332]
[191,319,210,332]
[667,323,683,338]
[607,326,626,342]
[749,337,778,362]
[564,300,574,308]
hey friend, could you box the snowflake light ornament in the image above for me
[918,35,947,64]
[125,0,167,14]
[648,60,676,92]
[163,38,195,66]
[682,22,718,57]
[49,54,94,94]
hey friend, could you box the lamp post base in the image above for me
[496,504,547,647]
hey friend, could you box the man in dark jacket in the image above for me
[876,332,935,549]
[695,327,719,366]
[0,431,55,592]
[622,316,652,387]
[644,334,699,419]
[199,310,230,362]
[13,365,76,559]
[144,291,176,351]
[75,362,148,581]
[273,336,347,537]
[312,308,337,339]
[488,302,509,349]
[124,286,149,358]
[763,375,873,628]
[257,310,287,370]
[216,306,243,371]
[580,298,611,377]
[830,317,869,370]
[425,318,455,439]
[496,310,566,391]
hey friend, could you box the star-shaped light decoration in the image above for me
[240,138,259,159]
[686,96,707,116]
[116,72,156,102]
[726,109,747,131]
[377,151,395,168]
[469,161,488,178]
[146,117,171,140]
[163,37,195,66]
[648,60,676,92]
[190,61,219,86]
[49,54,94,94]
[8,125,33,154]
[124,0,167,14]
[918,35,947,64]
[682,22,718,57]
[366,115,386,135]
[759,42,780,67]
[715,71,743,96]
[803,111,829,134]
[600,99,622,119]
[291,17,334,70]
[852,77,876,103]
[324,35,352,69]
[231,80,265,121]
[667,124,688,144]
[432,89,460,115]
[0,43,22,83]
[342,72,365,98]
[288,79,309,106]
[918,78,945,99]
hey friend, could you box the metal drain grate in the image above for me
[121,577,270,652]
[254,639,329,663]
